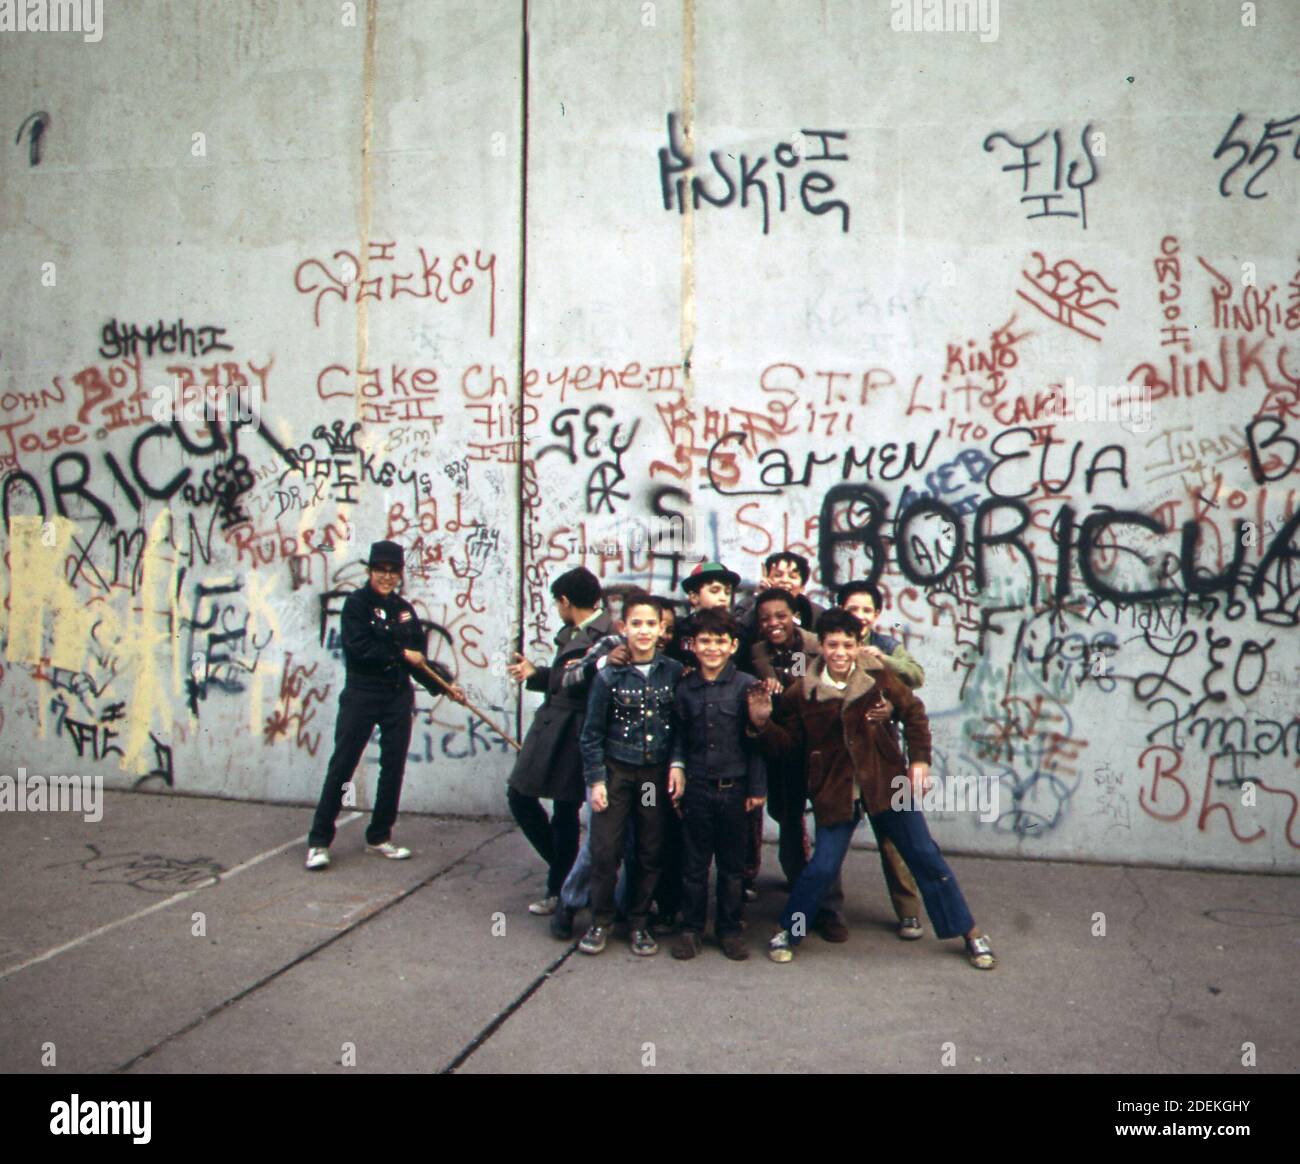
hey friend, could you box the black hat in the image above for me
[366,540,404,570]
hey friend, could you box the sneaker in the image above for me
[720,934,750,962]
[528,895,559,916]
[898,916,924,941]
[630,928,659,957]
[767,929,795,963]
[966,934,997,970]
[305,847,330,871]
[814,912,849,943]
[578,925,608,955]
[671,931,703,960]
[366,841,411,860]
[549,905,575,940]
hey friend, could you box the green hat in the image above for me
[682,561,741,593]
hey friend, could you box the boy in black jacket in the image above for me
[506,566,614,921]
[668,608,766,961]
[306,540,465,869]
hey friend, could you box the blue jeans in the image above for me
[780,803,975,943]
[560,804,630,914]
[781,811,861,940]
[866,807,974,940]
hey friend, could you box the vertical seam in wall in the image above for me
[515,0,530,729]
[681,0,695,407]
[357,0,379,422]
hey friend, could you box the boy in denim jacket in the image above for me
[577,591,684,957]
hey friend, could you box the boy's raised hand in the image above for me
[747,684,772,727]
[506,652,536,683]
[908,762,932,797]
[607,643,631,666]
[745,795,766,812]
[590,781,609,812]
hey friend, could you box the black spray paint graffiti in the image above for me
[46,843,225,894]
[184,580,270,715]
[132,733,175,789]
[49,694,125,763]
[99,318,233,362]
[1,411,298,531]
[536,404,640,514]
[1213,112,1300,200]
[814,425,1300,624]
[982,124,1100,228]
[659,113,851,235]
[15,111,49,167]
[182,452,257,532]
[281,420,432,512]
[708,430,941,495]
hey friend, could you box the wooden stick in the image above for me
[413,660,522,752]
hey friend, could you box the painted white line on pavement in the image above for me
[0,812,364,983]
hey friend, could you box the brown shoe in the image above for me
[671,931,702,960]
[815,912,849,943]
[720,933,750,961]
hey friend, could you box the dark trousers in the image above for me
[507,787,581,898]
[681,779,747,936]
[743,805,763,884]
[655,806,684,920]
[309,684,414,848]
[767,759,812,884]
[590,760,666,930]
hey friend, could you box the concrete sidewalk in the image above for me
[0,790,1296,1074]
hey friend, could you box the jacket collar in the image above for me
[609,648,670,676]
[756,626,817,659]
[800,656,877,704]
[682,658,737,688]
[555,609,613,648]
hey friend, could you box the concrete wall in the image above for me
[1,0,1296,872]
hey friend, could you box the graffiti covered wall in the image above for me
[1,0,1296,871]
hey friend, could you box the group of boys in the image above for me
[507,552,997,969]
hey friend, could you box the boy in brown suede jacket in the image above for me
[748,608,996,969]
[752,586,927,943]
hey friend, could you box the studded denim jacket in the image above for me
[579,652,684,785]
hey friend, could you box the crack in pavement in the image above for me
[114,824,518,1073]
[1122,865,1183,1072]
[440,941,579,1073]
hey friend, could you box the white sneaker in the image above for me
[528,895,559,916]
[305,847,331,871]
[366,841,412,860]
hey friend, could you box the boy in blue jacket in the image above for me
[578,590,684,956]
